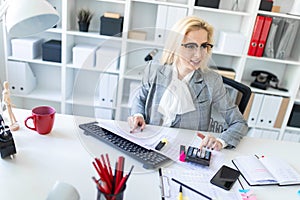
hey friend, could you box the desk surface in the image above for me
[1,109,300,200]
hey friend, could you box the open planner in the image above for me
[232,155,300,186]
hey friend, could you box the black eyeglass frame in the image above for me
[181,42,214,50]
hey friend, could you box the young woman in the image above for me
[128,16,248,150]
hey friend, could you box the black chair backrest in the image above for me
[222,76,252,114]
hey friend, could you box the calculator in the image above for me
[185,146,211,166]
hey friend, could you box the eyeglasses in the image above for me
[181,42,213,53]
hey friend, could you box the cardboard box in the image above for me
[11,37,43,59]
[42,40,61,62]
[72,44,98,67]
[128,31,147,41]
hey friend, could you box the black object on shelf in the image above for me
[287,104,300,128]
[0,115,17,159]
[100,16,124,37]
[194,0,220,9]
[42,40,62,63]
[259,0,273,11]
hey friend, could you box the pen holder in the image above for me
[96,182,126,200]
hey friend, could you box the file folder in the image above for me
[255,16,272,57]
[98,73,109,107]
[7,61,37,95]
[155,5,168,43]
[106,74,118,107]
[264,17,280,58]
[248,15,265,56]
[275,19,299,59]
[247,93,264,127]
[98,74,118,108]
[155,6,187,43]
[256,95,282,128]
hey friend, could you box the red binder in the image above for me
[248,15,265,56]
[255,16,273,57]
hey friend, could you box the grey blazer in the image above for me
[130,61,248,148]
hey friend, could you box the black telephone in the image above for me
[250,70,288,91]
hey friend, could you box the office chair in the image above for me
[209,76,252,133]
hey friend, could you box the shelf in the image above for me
[96,0,126,4]
[246,56,300,66]
[285,126,300,132]
[8,57,62,67]
[258,10,300,20]
[242,81,291,97]
[132,0,189,7]
[66,64,120,74]
[12,88,61,102]
[212,49,243,57]
[66,96,117,110]
[126,38,164,47]
[193,6,250,16]
[66,30,123,41]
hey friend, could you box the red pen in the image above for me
[116,156,124,187]
[114,165,134,195]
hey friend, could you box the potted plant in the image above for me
[77,8,93,32]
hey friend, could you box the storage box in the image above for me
[217,31,246,55]
[194,0,220,8]
[72,44,98,67]
[100,16,124,37]
[128,30,147,41]
[11,37,43,59]
[96,46,120,71]
[42,40,61,62]
[259,0,273,11]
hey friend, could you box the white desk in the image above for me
[1,109,300,200]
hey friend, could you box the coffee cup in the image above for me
[24,106,56,134]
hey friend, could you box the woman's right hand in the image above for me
[127,115,146,133]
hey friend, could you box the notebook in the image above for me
[232,155,300,186]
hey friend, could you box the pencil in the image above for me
[105,153,113,180]
[171,178,212,200]
[178,185,183,200]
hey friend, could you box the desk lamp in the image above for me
[0,0,60,38]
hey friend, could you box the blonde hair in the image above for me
[160,16,214,69]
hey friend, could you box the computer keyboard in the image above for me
[79,122,172,169]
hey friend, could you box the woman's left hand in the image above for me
[199,134,223,151]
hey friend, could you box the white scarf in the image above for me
[157,67,196,127]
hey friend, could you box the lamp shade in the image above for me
[5,0,60,38]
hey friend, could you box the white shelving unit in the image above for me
[2,0,300,142]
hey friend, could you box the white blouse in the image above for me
[157,66,195,127]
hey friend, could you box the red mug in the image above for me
[24,106,56,134]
